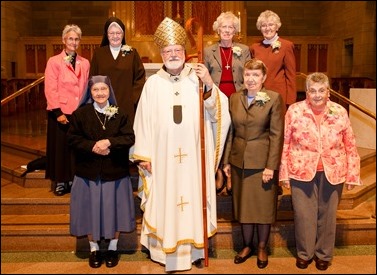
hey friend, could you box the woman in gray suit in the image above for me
[222,59,285,268]
[204,11,251,196]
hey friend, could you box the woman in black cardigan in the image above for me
[67,75,135,269]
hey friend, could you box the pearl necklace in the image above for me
[220,47,232,70]
[94,109,107,130]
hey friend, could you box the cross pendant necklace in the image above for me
[220,46,232,70]
[94,109,107,130]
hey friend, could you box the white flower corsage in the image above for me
[63,55,73,64]
[255,92,271,106]
[328,105,339,116]
[271,40,281,53]
[104,105,119,119]
[232,46,242,57]
[121,44,133,56]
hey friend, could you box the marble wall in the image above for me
[349,88,376,149]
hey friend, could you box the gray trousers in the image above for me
[290,172,343,262]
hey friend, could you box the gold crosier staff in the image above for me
[184,17,209,267]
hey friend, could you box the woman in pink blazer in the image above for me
[279,73,361,271]
[44,24,90,196]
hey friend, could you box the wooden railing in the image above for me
[1,76,45,106]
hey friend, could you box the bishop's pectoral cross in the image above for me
[225,64,230,70]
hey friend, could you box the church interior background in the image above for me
[1,1,375,87]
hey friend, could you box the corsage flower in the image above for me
[271,40,281,53]
[328,105,339,116]
[63,55,73,64]
[255,92,271,106]
[232,46,242,57]
[104,105,119,119]
[121,44,133,56]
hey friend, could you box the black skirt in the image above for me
[45,111,75,183]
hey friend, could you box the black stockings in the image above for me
[241,223,271,249]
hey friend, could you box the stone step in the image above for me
[1,142,376,252]
[2,159,375,217]
[1,195,375,252]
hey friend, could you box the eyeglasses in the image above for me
[307,88,328,95]
[260,23,276,29]
[66,37,80,43]
[108,32,123,36]
[220,25,235,30]
[162,48,184,56]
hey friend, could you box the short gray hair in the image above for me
[62,24,82,40]
[212,11,240,33]
[306,72,330,90]
[256,10,282,30]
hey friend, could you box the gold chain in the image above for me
[94,109,107,130]
[220,46,232,70]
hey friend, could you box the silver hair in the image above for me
[61,24,82,40]
[212,11,240,33]
[256,10,282,30]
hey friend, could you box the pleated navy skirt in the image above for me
[70,175,136,241]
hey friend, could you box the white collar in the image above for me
[263,33,279,45]
[93,101,110,113]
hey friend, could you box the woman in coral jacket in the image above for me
[279,72,361,271]
[44,24,90,196]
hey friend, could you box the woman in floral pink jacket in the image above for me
[279,72,361,271]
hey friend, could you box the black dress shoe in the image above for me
[314,257,329,270]
[257,258,268,269]
[192,258,204,268]
[105,250,120,268]
[54,182,67,196]
[89,251,102,268]
[234,248,252,264]
[257,247,268,269]
[296,257,313,269]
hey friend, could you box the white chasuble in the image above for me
[130,64,230,271]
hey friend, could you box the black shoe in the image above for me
[314,257,329,271]
[105,250,119,268]
[257,247,268,269]
[234,247,252,264]
[296,257,313,269]
[54,182,67,196]
[89,251,102,268]
[257,258,268,269]
[192,258,204,268]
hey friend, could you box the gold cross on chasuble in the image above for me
[177,196,189,211]
[174,147,188,163]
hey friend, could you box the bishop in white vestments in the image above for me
[130,17,231,272]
